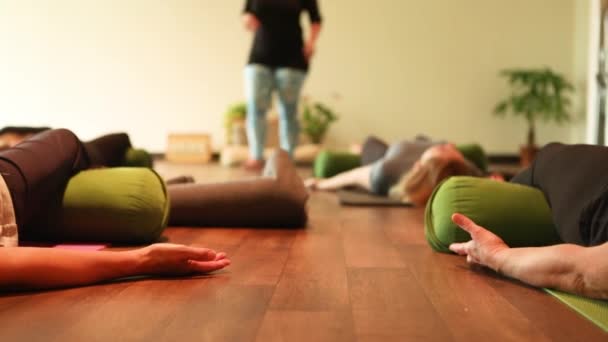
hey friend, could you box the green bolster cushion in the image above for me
[424,176,561,253]
[122,147,153,168]
[47,167,170,244]
[313,151,361,178]
[455,143,488,172]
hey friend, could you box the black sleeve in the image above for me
[243,0,253,13]
[304,0,322,23]
[510,166,534,187]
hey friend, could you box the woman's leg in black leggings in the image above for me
[0,129,90,237]
[83,133,132,167]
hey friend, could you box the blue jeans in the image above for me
[244,64,307,160]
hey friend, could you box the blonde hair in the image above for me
[389,157,474,206]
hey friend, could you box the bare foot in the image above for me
[243,159,265,172]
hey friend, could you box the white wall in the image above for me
[0,0,586,153]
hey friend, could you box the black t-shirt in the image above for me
[511,142,608,246]
[243,0,322,71]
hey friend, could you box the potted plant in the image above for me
[224,102,247,145]
[493,68,574,166]
[300,100,338,144]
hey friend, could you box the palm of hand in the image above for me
[137,243,230,276]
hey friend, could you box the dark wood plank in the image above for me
[402,245,559,341]
[348,268,453,341]
[256,310,356,342]
[341,213,407,268]
[485,271,608,341]
[268,229,350,311]
[225,229,296,286]
[57,281,273,342]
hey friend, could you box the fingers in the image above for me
[449,242,468,255]
[178,246,217,261]
[215,252,227,261]
[451,213,482,237]
[188,259,231,273]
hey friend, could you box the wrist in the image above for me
[121,249,147,276]
[488,246,510,274]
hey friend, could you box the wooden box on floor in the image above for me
[166,133,212,164]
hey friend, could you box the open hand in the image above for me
[449,213,508,270]
[134,243,230,276]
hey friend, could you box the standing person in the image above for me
[242,0,323,170]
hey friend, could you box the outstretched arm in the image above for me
[449,213,608,299]
[0,244,230,291]
[306,165,372,191]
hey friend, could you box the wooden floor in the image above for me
[0,161,605,341]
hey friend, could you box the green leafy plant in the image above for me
[224,102,247,144]
[494,68,574,146]
[301,101,338,144]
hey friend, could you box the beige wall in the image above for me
[0,0,586,153]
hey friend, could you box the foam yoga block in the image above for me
[169,149,309,228]
[425,176,561,253]
[313,151,361,178]
[40,167,170,244]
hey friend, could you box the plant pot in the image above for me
[230,119,248,146]
[519,144,539,167]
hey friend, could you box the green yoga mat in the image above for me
[545,289,608,332]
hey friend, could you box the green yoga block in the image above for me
[425,176,561,253]
[313,151,361,178]
[123,148,153,168]
[43,167,170,244]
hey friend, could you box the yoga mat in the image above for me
[545,289,608,332]
[337,189,413,207]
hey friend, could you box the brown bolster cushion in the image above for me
[167,149,308,228]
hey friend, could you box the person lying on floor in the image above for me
[0,128,305,291]
[450,142,608,299]
[0,129,229,290]
[306,135,484,206]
